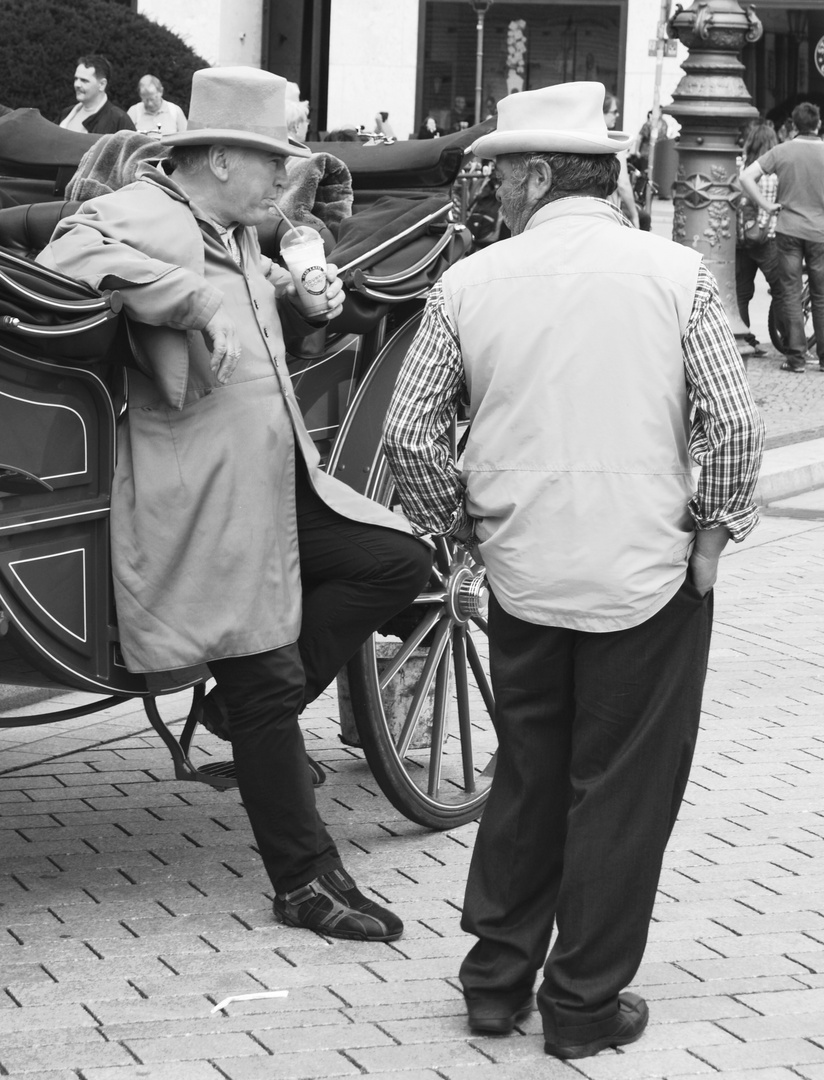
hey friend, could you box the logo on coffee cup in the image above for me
[301,266,327,295]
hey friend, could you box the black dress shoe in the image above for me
[465,992,534,1035]
[544,992,649,1059]
[273,868,403,942]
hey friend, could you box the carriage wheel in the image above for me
[768,278,814,355]
[344,436,496,831]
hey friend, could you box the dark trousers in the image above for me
[735,238,782,334]
[459,578,713,1038]
[775,233,824,366]
[209,468,432,894]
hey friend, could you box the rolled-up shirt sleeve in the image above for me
[383,281,470,537]
[684,263,765,540]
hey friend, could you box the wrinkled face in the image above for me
[139,79,163,111]
[492,157,533,235]
[74,65,106,107]
[223,148,289,227]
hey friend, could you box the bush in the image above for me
[0,0,210,122]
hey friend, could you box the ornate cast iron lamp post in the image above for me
[666,0,762,357]
[468,0,494,126]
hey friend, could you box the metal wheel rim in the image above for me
[363,448,496,816]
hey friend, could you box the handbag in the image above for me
[736,196,772,249]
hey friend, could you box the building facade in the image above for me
[134,0,824,144]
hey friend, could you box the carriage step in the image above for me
[174,755,326,790]
[176,759,240,790]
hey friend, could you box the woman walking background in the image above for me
[736,121,782,355]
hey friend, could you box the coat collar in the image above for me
[525,196,627,232]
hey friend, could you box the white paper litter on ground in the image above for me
[211,990,289,1013]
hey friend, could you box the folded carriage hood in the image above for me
[308,117,495,191]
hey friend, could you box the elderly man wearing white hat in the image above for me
[38,67,431,942]
[384,81,764,1057]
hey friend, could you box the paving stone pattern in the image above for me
[1,506,824,1079]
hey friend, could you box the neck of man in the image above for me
[82,92,106,114]
[173,169,238,228]
[144,99,162,114]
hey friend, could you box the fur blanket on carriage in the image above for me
[64,130,354,238]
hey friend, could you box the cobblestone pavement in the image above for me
[2,498,824,1080]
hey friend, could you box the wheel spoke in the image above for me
[342,403,496,829]
[452,628,476,793]
[466,631,495,716]
[426,643,452,798]
[396,618,452,758]
[434,535,453,573]
[378,603,443,690]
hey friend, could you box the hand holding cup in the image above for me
[280,225,338,319]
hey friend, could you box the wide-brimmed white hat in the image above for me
[472,82,631,158]
[162,67,311,158]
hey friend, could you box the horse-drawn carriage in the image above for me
[0,109,497,830]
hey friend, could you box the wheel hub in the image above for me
[447,564,488,623]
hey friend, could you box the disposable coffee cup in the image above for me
[279,225,329,317]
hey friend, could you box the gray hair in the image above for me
[285,98,310,137]
[139,74,163,92]
[502,151,620,202]
[166,144,211,174]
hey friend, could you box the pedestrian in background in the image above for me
[58,54,134,134]
[603,93,640,228]
[374,111,396,141]
[285,82,310,143]
[739,101,824,373]
[384,80,763,1060]
[417,116,441,139]
[127,74,187,136]
[735,120,782,356]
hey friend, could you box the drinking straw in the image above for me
[271,201,301,241]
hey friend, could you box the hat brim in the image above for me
[160,128,311,158]
[471,128,632,158]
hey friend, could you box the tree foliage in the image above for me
[0,0,210,122]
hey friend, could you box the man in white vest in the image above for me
[383,82,764,1059]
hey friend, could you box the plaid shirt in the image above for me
[383,262,764,544]
[737,172,779,242]
[758,173,779,239]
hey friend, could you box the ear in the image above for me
[529,158,553,199]
[208,145,232,181]
[98,77,108,92]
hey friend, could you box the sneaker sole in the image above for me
[469,1002,533,1035]
[545,1024,646,1059]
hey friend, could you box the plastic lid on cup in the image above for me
[280,224,324,250]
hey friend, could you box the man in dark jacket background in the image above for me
[58,55,134,134]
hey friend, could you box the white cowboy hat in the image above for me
[472,81,631,158]
[162,67,311,158]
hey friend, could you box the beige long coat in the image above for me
[38,163,412,673]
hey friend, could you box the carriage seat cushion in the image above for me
[0,200,80,259]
